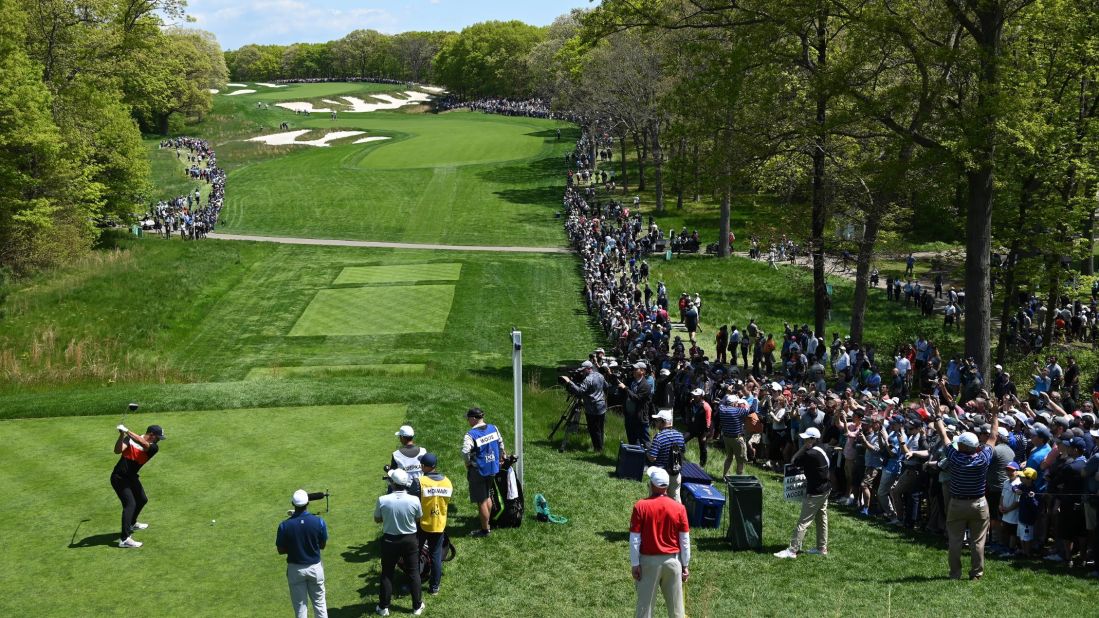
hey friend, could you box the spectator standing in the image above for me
[774,427,831,558]
[647,410,686,502]
[391,425,426,494]
[715,395,751,477]
[276,490,329,618]
[630,467,690,618]
[562,361,609,452]
[619,362,655,446]
[681,388,712,466]
[461,407,506,538]
[374,469,425,616]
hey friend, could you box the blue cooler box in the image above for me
[683,482,725,528]
[615,443,648,481]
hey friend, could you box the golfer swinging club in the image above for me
[110,422,166,548]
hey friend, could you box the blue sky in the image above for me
[183,0,596,50]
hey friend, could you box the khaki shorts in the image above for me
[861,467,881,490]
[723,435,746,460]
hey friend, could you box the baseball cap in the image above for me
[799,427,821,440]
[395,425,415,438]
[420,452,438,468]
[978,423,992,435]
[1006,461,1020,471]
[659,368,671,376]
[1033,425,1052,440]
[957,432,979,448]
[653,409,674,424]
[291,489,309,507]
[770,382,782,392]
[1019,467,1038,481]
[146,425,166,440]
[466,407,484,419]
[691,388,704,397]
[595,348,605,354]
[1068,437,1087,450]
[581,360,593,369]
[388,468,411,487]
[996,427,1010,439]
[647,467,670,487]
[633,361,647,370]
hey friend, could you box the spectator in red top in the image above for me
[630,467,691,618]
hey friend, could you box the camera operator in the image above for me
[562,360,609,452]
[618,361,654,446]
[682,388,712,466]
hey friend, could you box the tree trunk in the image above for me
[651,124,665,212]
[1086,183,1097,275]
[995,174,1035,364]
[850,214,881,344]
[619,135,629,194]
[692,142,701,202]
[635,131,648,192]
[675,137,686,209]
[811,11,829,338]
[156,112,170,136]
[1043,252,1060,345]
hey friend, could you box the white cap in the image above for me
[691,388,704,397]
[395,425,415,438]
[581,360,593,369]
[958,432,980,448]
[799,427,821,440]
[770,382,782,392]
[653,409,673,424]
[388,468,411,487]
[647,467,670,487]
[997,427,1010,439]
[291,489,309,507]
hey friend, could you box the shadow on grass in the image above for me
[600,530,630,543]
[68,532,119,549]
[341,537,383,564]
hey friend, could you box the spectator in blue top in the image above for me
[715,395,750,477]
[648,409,686,502]
[1026,424,1053,492]
[276,489,329,618]
[933,413,997,580]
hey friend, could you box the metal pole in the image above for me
[511,329,524,486]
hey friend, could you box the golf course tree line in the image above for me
[524,0,1099,377]
[0,0,227,274]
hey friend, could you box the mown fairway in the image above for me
[1,82,1094,617]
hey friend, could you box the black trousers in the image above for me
[586,412,606,452]
[380,533,421,610]
[110,473,148,540]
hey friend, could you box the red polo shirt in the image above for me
[630,494,690,555]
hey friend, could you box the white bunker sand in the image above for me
[339,90,432,112]
[275,102,333,113]
[227,83,247,87]
[209,89,219,94]
[322,99,343,105]
[226,89,256,96]
[353,136,391,144]
[249,130,365,147]
[422,86,446,93]
[256,82,287,88]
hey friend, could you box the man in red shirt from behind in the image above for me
[630,467,691,618]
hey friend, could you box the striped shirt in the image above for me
[647,428,685,468]
[716,404,749,437]
[945,445,993,499]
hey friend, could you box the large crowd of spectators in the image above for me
[147,138,225,240]
[561,128,1099,576]
[271,76,412,86]
[435,96,575,121]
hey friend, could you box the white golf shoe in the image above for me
[119,537,143,548]
[130,522,149,531]
[773,548,797,559]
[413,601,425,616]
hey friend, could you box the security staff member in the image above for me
[391,424,427,494]
[462,407,506,537]
[630,467,690,618]
[276,490,329,618]
[374,469,425,616]
[418,453,452,595]
[110,423,165,548]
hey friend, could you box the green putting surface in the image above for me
[244,363,427,380]
[333,263,462,285]
[289,284,455,336]
[0,404,406,617]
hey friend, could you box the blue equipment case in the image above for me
[682,482,726,528]
[615,443,648,481]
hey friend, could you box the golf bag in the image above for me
[491,455,524,528]
[399,535,457,581]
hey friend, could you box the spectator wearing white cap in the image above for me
[374,468,425,616]
[647,409,685,502]
[630,467,691,618]
[715,394,751,477]
[391,425,427,495]
[276,489,329,618]
[933,413,998,580]
[775,427,831,558]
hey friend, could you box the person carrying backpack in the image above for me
[647,410,686,502]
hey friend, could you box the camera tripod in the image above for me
[548,395,587,453]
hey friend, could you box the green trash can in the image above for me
[724,475,763,551]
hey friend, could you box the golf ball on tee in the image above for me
[211,519,216,524]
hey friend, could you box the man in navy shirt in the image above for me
[277,490,329,618]
[933,415,997,580]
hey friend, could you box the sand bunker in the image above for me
[249,130,365,147]
[352,136,391,144]
[322,99,344,105]
[209,89,219,94]
[275,102,334,113]
[256,82,287,88]
[422,86,446,93]
[227,83,247,87]
[340,90,432,112]
[226,89,256,96]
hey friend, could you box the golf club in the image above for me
[122,402,138,427]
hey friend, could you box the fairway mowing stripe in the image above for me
[244,363,426,380]
[206,233,569,253]
[289,284,456,336]
[332,263,462,285]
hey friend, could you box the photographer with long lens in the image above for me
[618,361,654,446]
[562,360,609,452]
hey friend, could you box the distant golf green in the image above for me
[290,284,456,336]
[333,263,462,285]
